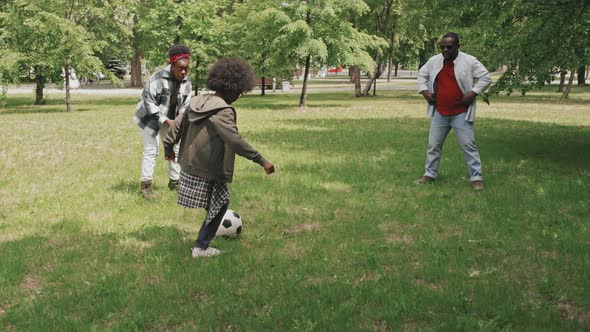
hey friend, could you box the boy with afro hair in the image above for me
[164,58,275,257]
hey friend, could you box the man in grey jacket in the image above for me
[134,44,192,198]
[416,32,492,190]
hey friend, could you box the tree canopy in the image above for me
[1,0,588,107]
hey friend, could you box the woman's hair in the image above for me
[169,44,191,56]
[206,58,256,94]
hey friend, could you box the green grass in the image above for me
[0,88,589,330]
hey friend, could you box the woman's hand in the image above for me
[165,152,175,161]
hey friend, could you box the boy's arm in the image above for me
[210,108,267,166]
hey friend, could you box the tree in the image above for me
[227,0,294,96]
[432,0,590,99]
[1,0,133,109]
[357,0,395,96]
[269,0,383,111]
[134,0,227,93]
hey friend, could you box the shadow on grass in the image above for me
[1,96,66,107]
[1,95,136,111]
[238,92,393,110]
[111,179,173,196]
[480,120,590,168]
[0,225,195,329]
[0,107,95,115]
[81,98,137,106]
[248,117,590,171]
[112,179,141,194]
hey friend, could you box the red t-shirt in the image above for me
[436,60,467,116]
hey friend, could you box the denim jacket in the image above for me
[417,51,491,122]
[133,65,192,136]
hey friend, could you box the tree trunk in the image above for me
[299,4,311,112]
[174,11,183,44]
[298,54,311,112]
[65,64,73,112]
[361,0,393,96]
[561,68,575,99]
[34,66,45,105]
[578,64,586,86]
[261,77,266,96]
[362,52,380,96]
[130,50,143,87]
[394,63,399,76]
[557,70,566,92]
[373,73,377,96]
[351,66,361,97]
[387,54,392,82]
[193,58,200,95]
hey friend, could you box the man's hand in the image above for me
[461,91,477,105]
[263,161,275,175]
[164,152,175,161]
[164,119,174,127]
[421,91,437,105]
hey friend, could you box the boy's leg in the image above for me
[139,127,159,182]
[194,203,229,249]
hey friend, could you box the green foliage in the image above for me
[229,0,383,77]
[0,0,133,96]
[134,0,228,90]
[429,0,590,96]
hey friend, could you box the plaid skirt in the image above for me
[178,171,230,225]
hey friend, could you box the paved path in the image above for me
[5,78,417,97]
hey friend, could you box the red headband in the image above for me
[170,54,190,64]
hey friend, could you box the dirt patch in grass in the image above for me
[372,320,392,331]
[277,240,307,258]
[353,272,382,287]
[386,233,413,244]
[555,300,590,329]
[145,274,162,286]
[284,222,321,235]
[0,304,9,316]
[190,288,211,304]
[379,223,415,244]
[403,319,426,331]
[0,233,26,243]
[22,275,42,296]
[438,226,464,240]
[414,278,441,291]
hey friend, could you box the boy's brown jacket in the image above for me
[163,94,267,183]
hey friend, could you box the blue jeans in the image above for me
[423,111,482,181]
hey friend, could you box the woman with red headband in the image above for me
[134,44,192,199]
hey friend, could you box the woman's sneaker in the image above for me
[192,247,221,257]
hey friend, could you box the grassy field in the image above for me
[0,88,589,330]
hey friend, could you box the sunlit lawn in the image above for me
[0,87,589,330]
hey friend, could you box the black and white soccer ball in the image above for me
[216,209,243,238]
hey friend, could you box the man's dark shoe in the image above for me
[168,179,179,190]
[415,176,435,185]
[141,180,156,199]
[471,180,484,190]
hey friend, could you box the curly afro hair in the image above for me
[206,58,256,94]
[169,44,191,56]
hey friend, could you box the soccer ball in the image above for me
[216,209,243,238]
